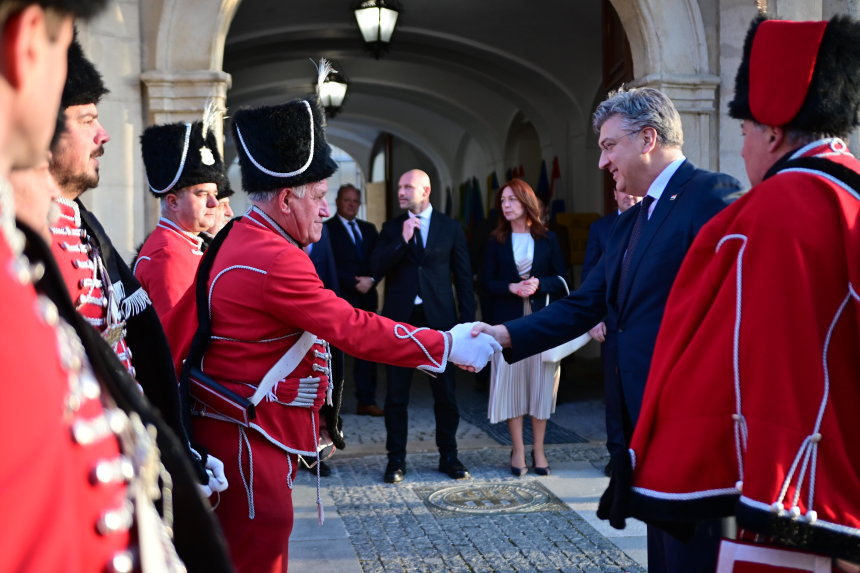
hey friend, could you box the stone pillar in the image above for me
[139,69,232,226]
[140,70,231,137]
[631,74,721,172]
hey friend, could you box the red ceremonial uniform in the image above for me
[628,139,860,568]
[50,198,135,374]
[1,210,132,571]
[164,206,450,573]
[133,217,204,317]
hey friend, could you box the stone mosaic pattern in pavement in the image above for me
[310,445,642,573]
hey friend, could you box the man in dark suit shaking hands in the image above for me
[472,88,741,573]
[581,187,641,476]
[372,169,476,484]
[326,184,384,417]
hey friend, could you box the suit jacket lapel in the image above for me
[618,160,694,314]
[531,235,550,276]
[606,209,634,307]
[423,211,440,255]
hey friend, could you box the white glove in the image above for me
[199,454,229,498]
[446,322,502,371]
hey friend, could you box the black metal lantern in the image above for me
[353,0,401,59]
[318,69,349,118]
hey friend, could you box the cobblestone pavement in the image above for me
[302,446,643,573]
[289,356,649,572]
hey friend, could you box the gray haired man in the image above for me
[472,86,742,573]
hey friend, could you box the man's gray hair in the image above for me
[247,183,308,203]
[592,87,684,148]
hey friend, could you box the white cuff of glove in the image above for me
[446,322,502,371]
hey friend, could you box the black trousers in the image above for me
[647,519,721,573]
[352,357,379,406]
[602,331,627,458]
[384,305,459,461]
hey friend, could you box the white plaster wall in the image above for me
[718,0,760,189]
[77,0,145,261]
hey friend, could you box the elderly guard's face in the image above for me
[286,179,330,245]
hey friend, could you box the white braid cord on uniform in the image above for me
[716,234,750,487]
[773,283,859,523]
[317,339,334,406]
[208,265,267,318]
[310,410,324,525]
[237,426,255,519]
[148,123,192,194]
[234,101,315,179]
[393,325,442,370]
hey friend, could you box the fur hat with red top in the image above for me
[729,15,860,137]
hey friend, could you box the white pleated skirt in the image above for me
[487,301,561,424]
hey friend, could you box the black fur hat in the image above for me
[729,15,860,137]
[141,120,226,197]
[230,98,338,193]
[61,35,109,111]
[215,171,234,200]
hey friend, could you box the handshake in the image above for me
[445,322,508,372]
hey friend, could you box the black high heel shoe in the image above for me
[531,451,551,476]
[510,451,527,477]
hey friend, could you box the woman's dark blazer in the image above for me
[480,230,568,325]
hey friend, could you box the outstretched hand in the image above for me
[469,321,512,349]
[446,322,502,372]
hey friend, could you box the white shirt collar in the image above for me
[408,204,433,220]
[337,214,356,226]
[644,157,686,217]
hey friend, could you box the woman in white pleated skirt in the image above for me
[480,178,568,476]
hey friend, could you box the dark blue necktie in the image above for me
[348,220,363,256]
[617,195,654,304]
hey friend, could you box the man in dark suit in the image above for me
[581,187,640,474]
[473,87,741,573]
[372,169,476,484]
[302,224,345,477]
[326,183,384,416]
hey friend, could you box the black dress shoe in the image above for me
[439,456,470,480]
[510,451,527,477]
[531,451,551,476]
[384,460,405,483]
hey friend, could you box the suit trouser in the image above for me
[384,304,459,461]
[601,331,627,457]
[647,519,722,573]
[349,297,380,406]
[352,357,379,406]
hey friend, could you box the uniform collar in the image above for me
[245,205,300,248]
[157,217,204,250]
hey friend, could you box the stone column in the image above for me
[631,74,722,172]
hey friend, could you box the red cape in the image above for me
[629,140,860,561]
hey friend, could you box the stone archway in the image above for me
[139,0,241,127]
[609,0,721,170]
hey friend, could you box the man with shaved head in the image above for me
[372,168,477,484]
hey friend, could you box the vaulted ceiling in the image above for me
[223,0,607,184]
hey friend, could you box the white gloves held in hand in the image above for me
[446,322,502,371]
[199,454,229,498]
